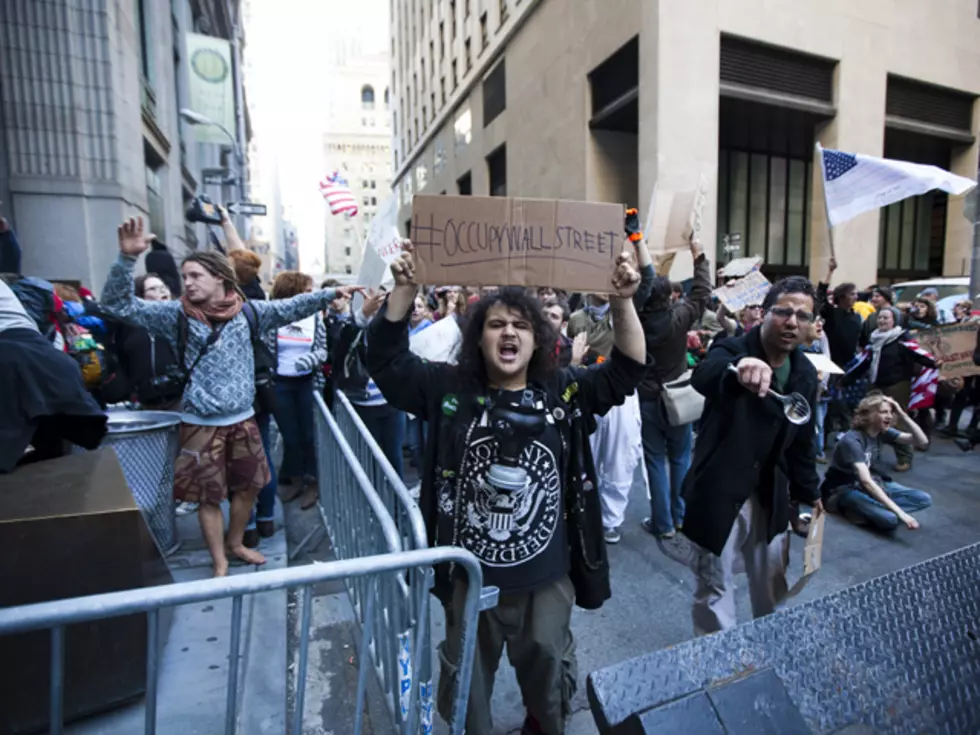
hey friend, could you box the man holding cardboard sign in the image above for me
[365,239,647,735]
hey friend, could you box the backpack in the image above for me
[177,302,277,414]
[11,276,57,339]
[64,326,106,390]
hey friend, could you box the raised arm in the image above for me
[684,239,712,322]
[884,398,929,449]
[99,217,181,337]
[218,207,247,252]
[367,242,449,419]
[251,284,360,332]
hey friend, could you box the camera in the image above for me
[145,365,187,403]
[486,392,547,494]
[185,194,223,225]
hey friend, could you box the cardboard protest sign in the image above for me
[910,322,980,379]
[357,195,401,290]
[645,175,708,282]
[713,271,771,312]
[787,509,825,598]
[719,256,763,279]
[411,195,624,292]
[409,317,462,363]
[803,352,844,376]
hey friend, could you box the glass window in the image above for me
[729,152,749,251]
[786,159,807,266]
[768,157,787,266]
[434,138,446,174]
[454,106,472,151]
[361,84,375,109]
[748,153,768,259]
[415,162,428,191]
[402,177,413,206]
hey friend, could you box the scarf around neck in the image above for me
[867,326,903,384]
[181,289,244,326]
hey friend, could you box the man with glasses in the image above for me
[681,276,822,634]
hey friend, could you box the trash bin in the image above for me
[97,411,182,556]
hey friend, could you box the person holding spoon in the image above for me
[681,275,822,635]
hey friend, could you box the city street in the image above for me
[286,431,980,735]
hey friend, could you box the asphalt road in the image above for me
[285,427,980,735]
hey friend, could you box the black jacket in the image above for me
[846,332,935,389]
[817,282,862,366]
[637,254,712,400]
[365,304,648,603]
[682,327,820,556]
[105,322,182,407]
[241,279,266,302]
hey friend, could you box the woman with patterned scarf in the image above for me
[841,307,937,472]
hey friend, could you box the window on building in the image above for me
[439,21,445,57]
[137,0,153,83]
[371,196,377,205]
[345,246,352,256]
[430,40,435,69]
[421,60,426,90]
[361,84,375,109]
[465,39,472,71]
[431,91,436,114]
[499,0,509,24]
[345,264,352,274]
[457,171,472,195]
[487,145,507,196]
[362,179,369,189]
[465,0,471,17]
[452,60,458,88]
[483,58,505,126]
[480,13,488,50]
[423,105,428,124]
[434,138,446,173]
[441,76,447,104]
[451,0,457,37]
[405,219,412,237]
[371,179,377,188]
[363,196,370,207]
[454,106,472,150]
[145,160,166,239]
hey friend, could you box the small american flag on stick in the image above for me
[319,171,359,217]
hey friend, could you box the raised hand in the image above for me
[571,332,589,365]
[360,289,387,318]
[334,285,365,300]
[610,241,640,299]
[117,216,155,256]
[689,235,704,260]
[390,240,417,286]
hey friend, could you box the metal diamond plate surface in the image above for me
[589,543,980,734]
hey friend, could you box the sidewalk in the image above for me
[67,505,289,735]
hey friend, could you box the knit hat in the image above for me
[228,249,262,285]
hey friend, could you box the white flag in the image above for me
[817,143,976,227]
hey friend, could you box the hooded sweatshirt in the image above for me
[101,254,337,425]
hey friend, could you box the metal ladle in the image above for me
[727,364,812,425]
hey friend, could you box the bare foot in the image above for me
[213,560,229,577]
[228,545,266,566]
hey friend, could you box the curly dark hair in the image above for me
[457,287,558,390]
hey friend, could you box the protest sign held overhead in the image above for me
[411,194,624,292]
[713,270,771,312]
[356,195,401,290]
[719,256,763,279]
[911,322,980,380]
[645,175,709,282]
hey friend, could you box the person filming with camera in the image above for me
[365,239,648,735]
[101,216,360,577]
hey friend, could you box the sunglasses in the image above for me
[769,306,814,324]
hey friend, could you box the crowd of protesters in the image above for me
[2,198,979,735]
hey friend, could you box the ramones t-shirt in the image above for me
[435,390,568,594]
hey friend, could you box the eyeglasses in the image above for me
[769,306,814,324]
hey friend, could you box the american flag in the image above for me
[319,171,359,217]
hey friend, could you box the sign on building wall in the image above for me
[185,33,235,144]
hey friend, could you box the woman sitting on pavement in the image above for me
[841,307,937,472]
[820,394,931,531]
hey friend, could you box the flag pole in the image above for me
[815,142,837,260]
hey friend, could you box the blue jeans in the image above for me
[274,376,317,480]
[405,415,427,474]
[640,398,692,535]
[835,481,932,531]
[353,403,405,481]
[248,411,277,529]
[814,401,828,457]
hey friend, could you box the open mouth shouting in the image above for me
[498,340,520,363]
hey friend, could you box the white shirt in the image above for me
[276,314,316,376]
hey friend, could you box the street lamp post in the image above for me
[179,108,248,236]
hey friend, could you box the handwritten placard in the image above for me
[719,256,763,279]
[357,195,401,289]
[411,195,623,292]
[910,322,980,379]
[713,271,772,312]
[409,316,462,364]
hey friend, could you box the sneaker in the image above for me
[641,518,675,540]
[175,501,199,516]
[407,481,422,501]
[604,527,621,545]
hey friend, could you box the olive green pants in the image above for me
[437,575,577,735]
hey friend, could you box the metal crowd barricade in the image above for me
[0,548,485,735]
[312,392,441,734]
